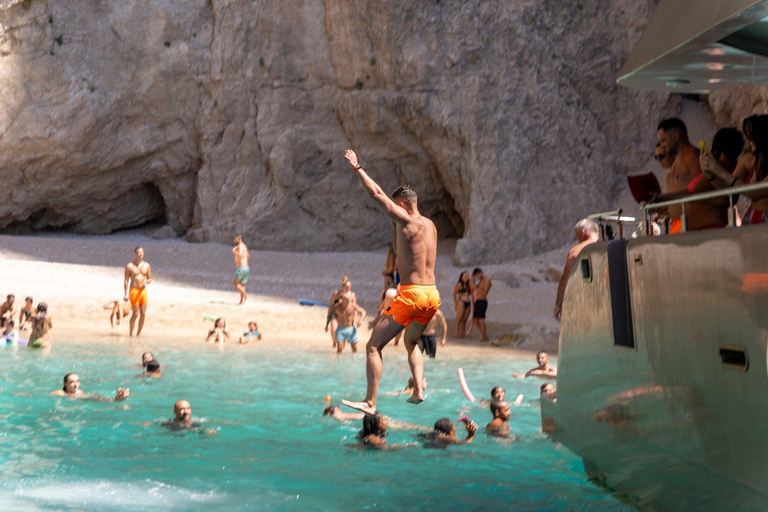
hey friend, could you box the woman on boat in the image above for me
[28,302,52,348]
[453,271,473,337]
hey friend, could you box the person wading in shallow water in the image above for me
[341,149,440,416]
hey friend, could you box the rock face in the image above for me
[1,0,683,262]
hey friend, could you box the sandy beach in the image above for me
[0,230,564,358]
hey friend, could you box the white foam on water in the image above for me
[11,479,221,508]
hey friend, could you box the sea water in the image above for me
[0,341,633,511]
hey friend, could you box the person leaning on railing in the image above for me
[702,115,768,225]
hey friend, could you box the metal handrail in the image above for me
[587,209,636,240]
[641,181,768,211]
[641,180,768,234]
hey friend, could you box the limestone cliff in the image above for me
[1,0,679,263]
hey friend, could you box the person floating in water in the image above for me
[232,235,250,305]
[143,360,162,378]
[485,401,512,438]
[51,373,130,401]
[124,247,152,337]
[162,400,217,436]
[28,302,52,348]
[341,149,440,415]
[355,412,419,450]
[420,417,477,447]
[513,351,557,379]
[239,321,262,343]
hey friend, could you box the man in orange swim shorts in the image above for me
[124,247,152,337]
[341,149,440,415]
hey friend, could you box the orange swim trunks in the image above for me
[384,284,441,327]
[129,287,148,307]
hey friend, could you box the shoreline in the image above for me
[0,231,563,358]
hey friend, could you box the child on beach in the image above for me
[3,319,18,345]
[206,318,229,344]
[104,299,131,328]
[18,297,34,330]
[239,321,262,343]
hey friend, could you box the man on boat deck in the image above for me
[341,149,440,415]
[554,218,599,321]
[657,118,702,234]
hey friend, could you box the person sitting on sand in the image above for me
[206,318,229,344]
[142,352,155,367]
[239,321,262,343]
[51,373,130,401]
[3,319,18,345]
[419,418,477,447]
[0,294,17,328]
[29,302,52,349]
[540,383,557,399]
[18,297,34,330]
[513,351,557,379]
[386,376,428,396]
[485,401,512,437]
[104,299,132,328]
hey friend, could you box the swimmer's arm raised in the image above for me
[345,150,410,223]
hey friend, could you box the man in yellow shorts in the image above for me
[342,149,440,415]
[124,247,152,337]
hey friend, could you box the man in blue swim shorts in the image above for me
[232,235,250,305]
[325,281,367,353]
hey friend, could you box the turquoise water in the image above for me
[0,342,633,511]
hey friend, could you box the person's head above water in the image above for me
[490,400,511,421]
[146,360,161,373]
[323,405,339,416]
[173,400,192,422]
[491,386,506,401]
[142,352,154,366]
[392,185,418,211]
[541,383,555,394]
[536,351,549,368]
[433,418,455,436]
[62,373,80,394]
[361,412,388,438]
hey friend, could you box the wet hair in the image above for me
[472,268,482,276]
[146,360,161,373]
[433,418,454,435]
[657,117,688,136]
[574,218,599,234]
[392,185,417,203]
[25,296,32,303]
[711,128,744,168]
[744,115,768,181]
[36,302,47,313]
[361,412,386,438]
[491,386,505,398]
[490,400,509,416]
[63,373,77,390]
[323,405,338,416]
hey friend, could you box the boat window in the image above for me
[580,257,592,281]
[607,240,635,348]
[719,346,749,371]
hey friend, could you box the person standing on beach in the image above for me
[471,268,492,342]
[232,236,250,305]
[325,279,367,353]
[124,247,152,337]
[29,302,52,348]
[341,149,440,415]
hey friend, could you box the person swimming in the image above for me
[485,401,513,438]
[142,352,155,367]
[161,400,217,436]
[142,359,162,378]
[51,373,130,401]
[419,417,477,447]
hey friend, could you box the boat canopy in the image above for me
[617,0,768,92]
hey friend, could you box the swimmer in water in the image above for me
[386,376,428,396]
[162,400,217,436]
[419,417,477,447]
[485,401,512,438]
[142,360,162,378]
[540,383,557,399]
[355,413,419,450]
[142,352,155,367]
[324,404,429,432]
[51,373,130,401]
[512,351,557,379]
[478,386,505,407]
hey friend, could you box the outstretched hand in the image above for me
[115,387,130,401]
[344,149,359,168]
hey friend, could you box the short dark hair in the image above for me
[362,412,385,438]
[711,128,744,167]
[491,386,505,397]
[37,302,47,313]
[472,268,482,276]
[490,400,508,415]
[392,185,417,203]
[433,418,454,435]
[25,296,33,302]
[537,351,548,357]
[7,294,14,299]
[657,118,688,136]
[146,360,161,373]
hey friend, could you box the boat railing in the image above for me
[588,209,636,240]
[641,181,768,234]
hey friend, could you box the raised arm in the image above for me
[345,150,410,223]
